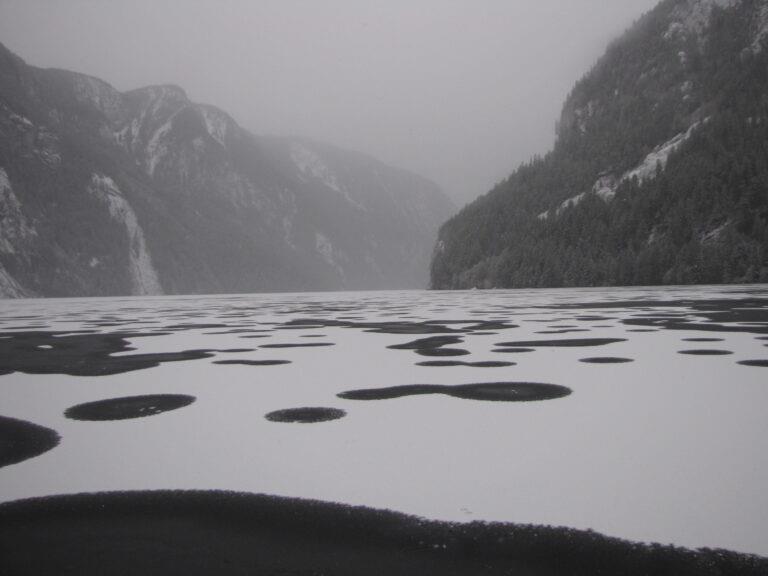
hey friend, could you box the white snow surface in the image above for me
[88,174,163,295]
[0,285,767,556]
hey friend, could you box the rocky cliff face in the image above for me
[0,44,454,297]
[432,0,768,289]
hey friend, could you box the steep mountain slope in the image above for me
[0,44,454,297]
[432,0,768,289]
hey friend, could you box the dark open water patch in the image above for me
[162,323,230,331]
[388,336,464,350]
[388,335,471,358]
[265,407,346,423]
[416,361,515,368]
[260,342,335,349]
[339,382,571,403]
[415,348,471,357]
[205,329,269,335]
[579,357,634,364]
[1,491,764,576]
[280,318,517,336]
[65,395,196,421]
[496,338,626,348]
[682,338,724,342]
[215,348,256,353]
[535,329,591,335]
[492,348,535,354]
[737,360,768,367]
[0,415,60,468]
[157,323,231,332]
[548,298,768,335]
[678,349,734,356]
[214,359,291,366]
[0,331,215,376]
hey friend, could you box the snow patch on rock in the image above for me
[540,124,700,220]
[88,174,162,295]
[145,120,174,176]
[315,232,346,283]
[291,143,366,210]
[291,143,341,192]
[35,127,61,169]
[647,227,663,246]
[623,124,698,184]
[0,260,25,298]
[143,85,188,119]
[574,100,597,134]
[701,220,730,243]
[753,4,768,52]
[199,106,230,146]
[664,0,739,42]
[8,111,32,127]
[0,167,36,255]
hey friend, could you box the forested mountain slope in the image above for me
[0,43,454,297]
[432,0,768,289]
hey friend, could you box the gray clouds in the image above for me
[0,0,659,205]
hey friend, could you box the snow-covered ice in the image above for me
[0,285,767,556]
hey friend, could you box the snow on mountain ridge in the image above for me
[198,105,232,147]
[664,0,740,42]
[0,40,455,295]
[69,73,124,121]
[290,142,366,210]
[539,123,700,220]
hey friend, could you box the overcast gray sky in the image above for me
[0,0,658,205]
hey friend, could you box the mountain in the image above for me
[431,0,768,289]
[0,44,454,297]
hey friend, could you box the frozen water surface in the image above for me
[0,285,767,556]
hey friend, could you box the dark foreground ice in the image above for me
[0,490,765,576]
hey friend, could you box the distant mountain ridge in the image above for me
[0,43,454,297]
[431,0,768,289]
